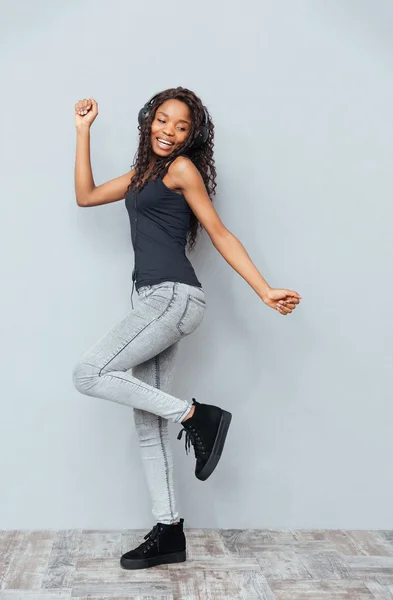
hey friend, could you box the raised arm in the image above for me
[74,97,135,207]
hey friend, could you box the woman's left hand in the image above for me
[262,288,302,315]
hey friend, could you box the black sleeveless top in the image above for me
[125,156,202,306]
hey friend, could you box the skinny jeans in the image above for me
[72,281,206,524]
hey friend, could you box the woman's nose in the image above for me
[163,125,175,136]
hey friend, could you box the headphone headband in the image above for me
[138,93,209,148]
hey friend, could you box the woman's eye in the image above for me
[157,118,186,131]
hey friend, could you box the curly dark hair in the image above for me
[126,86,217,252]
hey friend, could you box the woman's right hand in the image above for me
[75,97,98,129]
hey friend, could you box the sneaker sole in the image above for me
[196,409,232,481]
[120,549,186,569]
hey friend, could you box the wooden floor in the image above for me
[1,529,393,599]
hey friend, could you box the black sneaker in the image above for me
[120,518,186,570]
[177,398,232,481]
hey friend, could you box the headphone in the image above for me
[138,93,210,148]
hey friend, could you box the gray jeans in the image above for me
[72,281,206,524]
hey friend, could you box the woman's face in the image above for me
[150,99,192,157]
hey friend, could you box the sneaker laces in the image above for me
[137,523,161,553]
[177,426,206,460]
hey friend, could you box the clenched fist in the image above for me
[262,288,302,315]
[75,97,98,129]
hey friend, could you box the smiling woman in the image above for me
[125,88,213,256]
[73,85,302,572]
[151,102,191,151]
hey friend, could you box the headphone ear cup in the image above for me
[138,104,150,126]
[191,107,209,148]
[192,125,209,148]
[138,94,159,127]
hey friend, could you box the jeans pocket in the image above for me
[140,284,174,300]
[176,294,206,337]
[141,288,155,299]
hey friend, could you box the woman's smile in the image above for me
[156,137,175,151]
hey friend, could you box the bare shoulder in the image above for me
[166,155,201,193]
[168,155,199,177]
[165,155,226,241]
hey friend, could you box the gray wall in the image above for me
[1,0,392,530]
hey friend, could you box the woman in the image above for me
[72,86,302,570]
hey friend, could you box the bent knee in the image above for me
[72,361,100,393]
